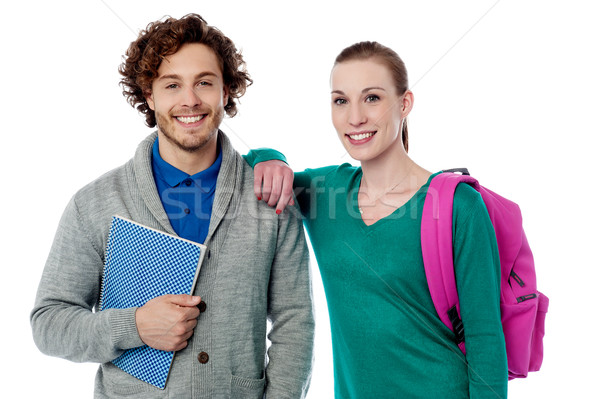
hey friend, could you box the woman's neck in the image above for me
[357,144,431,225]
[360,144,426,196]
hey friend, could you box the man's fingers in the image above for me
[136,295,202,352]
[169,294,202,308]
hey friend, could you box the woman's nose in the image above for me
[348,103,366,126]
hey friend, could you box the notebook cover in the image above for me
[100,215,206,389]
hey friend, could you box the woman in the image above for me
[251,41,507,398]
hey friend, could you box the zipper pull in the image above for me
[517,293,537,303]
[510,270,525,287]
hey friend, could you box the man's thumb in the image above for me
[171,294,201,307]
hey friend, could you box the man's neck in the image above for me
[156,132,219,175]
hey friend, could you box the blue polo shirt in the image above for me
[151,138,222,244]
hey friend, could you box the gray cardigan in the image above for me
[31,132,314,399]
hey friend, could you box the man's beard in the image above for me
[155,106,224,153]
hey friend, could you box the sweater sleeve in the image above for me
[452,184,508,398]
[243,148,288,166]
[264,204,315,398]
[30,196,144,363]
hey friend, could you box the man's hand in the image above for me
[253,160,295,214]
[135,294,201,352]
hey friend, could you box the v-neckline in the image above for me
[351,170,435,231]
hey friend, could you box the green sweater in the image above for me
[246,149,508,397]
[294,164,507,398]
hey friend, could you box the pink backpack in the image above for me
[421,169,549,379]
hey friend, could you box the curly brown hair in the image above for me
[119,13,252,127]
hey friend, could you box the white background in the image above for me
[1,0,598,397]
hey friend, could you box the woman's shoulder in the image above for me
[299,163,360,184]
[452,182,490,227]
[454,182,482,206]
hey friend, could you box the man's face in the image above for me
[146,43,228,155]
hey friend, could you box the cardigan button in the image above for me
[198,300,207,313]
[197,352,209,364]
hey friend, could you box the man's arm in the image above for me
[31,197,200,362]
[30,197,143,363]
[264,204,314,398]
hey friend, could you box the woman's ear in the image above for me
[401,90,414,117]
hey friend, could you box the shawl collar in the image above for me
[133,130,240,241]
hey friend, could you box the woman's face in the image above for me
[330,58,411,162]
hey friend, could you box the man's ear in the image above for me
[222,86,229,107]
[145,90,155,111]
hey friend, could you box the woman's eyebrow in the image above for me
[331,86,386,95]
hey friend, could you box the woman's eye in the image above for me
[365,94,380,103]
[333,98,347,105]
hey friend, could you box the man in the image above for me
[31,14,314,398]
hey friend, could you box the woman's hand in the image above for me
[253,160,295,214]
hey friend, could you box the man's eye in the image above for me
[198,81,211,87]
[166,84,178,89]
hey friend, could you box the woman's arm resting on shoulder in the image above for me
[243,148,295,214]
[243,148,340,218]
[254,160,295,213]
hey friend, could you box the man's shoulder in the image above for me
[70,160,135,217]
[73,133,154,202]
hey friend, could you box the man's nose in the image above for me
[181,85,202,107]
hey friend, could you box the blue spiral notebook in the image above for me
[100,215,206,389]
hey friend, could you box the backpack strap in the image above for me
[421,171,480,355]
[442,167,471,176]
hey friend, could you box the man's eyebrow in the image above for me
[156,74,182,81]
[156,72,219,81]
[331,87,386,95]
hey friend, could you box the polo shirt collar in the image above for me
[152,137,222,188]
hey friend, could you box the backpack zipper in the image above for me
[517,293,537,303]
